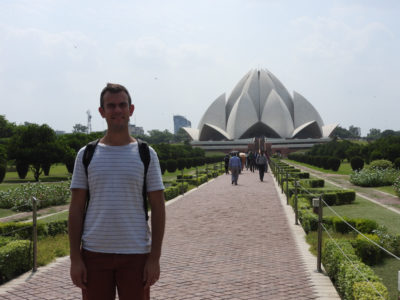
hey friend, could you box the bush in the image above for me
[350,168,398,187]
[0,240,32,284]
[394,176,400,197]
[177,158,186,171]
[0,181,71,211]
[0,163,5,184]
[336,260,384,300]
[322,239,359,281]
[332,216,356,234]
[159,160,166,175]
[351,156,364,171]
[166,159,177,173]
[336,190,356,205]
[355,219,378,234]
[322,192,337,206]
[353,282,388,300]
[368,159,393,170]
[352,234,383,265]
[328,157,341,171]
[394,157,400,169]
[16,161,29,179]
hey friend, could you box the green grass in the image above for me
[38,211,69,222]
[37,234,69,266]
[0,208,14,218]
[375,186,398,196]
[371,258,400,300]
[285,159,353,175]
[3,164,70,183]
[323,196,400,235]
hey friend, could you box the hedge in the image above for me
[0,240,32,284]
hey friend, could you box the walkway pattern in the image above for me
[0,171,318,299]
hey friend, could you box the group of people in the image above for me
[224,150,270,185]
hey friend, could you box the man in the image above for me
[69,83,165,300]
[256,151,268,182]
[229,153,241,185]
[223,154,230,174]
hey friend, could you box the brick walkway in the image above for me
[0,170,320,299]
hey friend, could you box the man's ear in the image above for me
[129,104,135,116]
[99,106,105,118]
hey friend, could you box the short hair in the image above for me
[100,83,132,108]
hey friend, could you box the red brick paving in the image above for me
[0,170,318,299]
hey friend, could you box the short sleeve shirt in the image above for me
[70,142,164,254]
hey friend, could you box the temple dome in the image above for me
[183,68,337,141]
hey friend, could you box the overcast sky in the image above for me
[1,0,399,136]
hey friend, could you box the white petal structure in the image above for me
[182,68,337,141]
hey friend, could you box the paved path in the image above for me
[0,170,338,299]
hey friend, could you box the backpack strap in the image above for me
[137,138,151,221]
[83,139,100,177]
[82,139,100,212]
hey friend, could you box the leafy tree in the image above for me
[0,144,7,183]
[0,115,16,138]
[173,128,191,143]
[331,126,354,139]
[72,123,88,134]
[366,128,381,140]
[146,129,174,144]
[348,125,361,138]
[8,124,63,181]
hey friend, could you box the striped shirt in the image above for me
[70,142,164,254]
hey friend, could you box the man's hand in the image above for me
[70,257,87,289]
[143,256,160,289]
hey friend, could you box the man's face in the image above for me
[99,91,134,130]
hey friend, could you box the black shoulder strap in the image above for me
[137,138,151,221]
[83,139,100,177]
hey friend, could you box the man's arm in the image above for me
[143,190,166,289]
[68,188,88,289]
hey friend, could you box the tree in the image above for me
[0,115,16,138]
[146,129,174,144]
[173,128,191,143]
[72,123,88,134]
[8,124,63,181]
[366,128,381,140]
[331,126,354,139]
[348,125,361,138]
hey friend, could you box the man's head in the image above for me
[100,83,132,109]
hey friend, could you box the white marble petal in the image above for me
[197,93,226,131]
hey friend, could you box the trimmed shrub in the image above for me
[16,161,29,179]
[355,219,378,234]
[0,163,5,184]
[0,240,32,284]
[350,168,398,187]
[164,186,179,200]
[42,163,51,176]
[322,239,359,282]
[352,234,383,265]
[394,157,400,169]
[177,158,186,171]
[328,157,341,171]
[166,159,177,173]
[301,179,324,188]
[353,282,388,300]
[336,260,384,300]
[159,160,166,175]
[368,159,393,170]
[298,209,318,233]
[322,192,337,206]
[336,190,356,205]
[332,216,356,234]
[351,156,364,171]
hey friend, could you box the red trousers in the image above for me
[82,249,150,300]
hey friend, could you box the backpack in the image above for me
[82,138,151,221]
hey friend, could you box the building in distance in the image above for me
[128,124,145,136]
[173,115,191,134]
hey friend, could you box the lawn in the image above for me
[285,159,353,175]
[371,258,400,300]
[3,164,70,183]
[323,196,400,235]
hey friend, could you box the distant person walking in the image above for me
[256,151,268,182]
[229,153,242,185]
[224,154,230,174]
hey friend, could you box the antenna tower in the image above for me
[86,110,92,134]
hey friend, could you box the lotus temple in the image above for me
[182,69,338,155]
